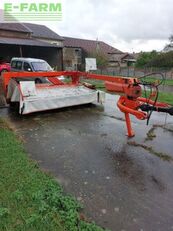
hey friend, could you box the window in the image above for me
[24,62,32,71]
[31,62,52,71]
[75,49,81,57]
[11,60,22,70]
[16,61,22,70]
[12,61,22,70]
[11,61,17,68]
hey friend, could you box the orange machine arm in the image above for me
[79,72,172,137]
[81,72,146,137]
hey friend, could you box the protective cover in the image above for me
[8,80,105,114]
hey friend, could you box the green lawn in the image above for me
[142,91,173,105]
[140,77,173,86]
[0,119,107,231]
[81,79,105,90]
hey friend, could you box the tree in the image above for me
[169,34,173,44]
[163,34,173,52]
[148,51,173,68]
[135,50,158,67]
[88,51,108,70]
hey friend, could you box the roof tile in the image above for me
[63,37,123,55]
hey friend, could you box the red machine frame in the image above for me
[2,71,172,138]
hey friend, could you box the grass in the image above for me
[156,91,173,105]
[81,79,105,90]
[142,91,173,105]
[140,77,173,86]
[127,141,173,161]
[0,118,108,231]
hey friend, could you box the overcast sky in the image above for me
[1,0,173,52]
[52,0,173,52]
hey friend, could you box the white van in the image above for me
[10,57,53,83]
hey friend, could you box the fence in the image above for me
[93,67,173,80]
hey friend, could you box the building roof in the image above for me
[108,53,126,62]
[63,37,123,55]
[0,37,61,48]
[109,53,136,62]
[0,23,31,33]
[0,22,63,41]
[23,23,64,41]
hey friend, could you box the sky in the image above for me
[0,0,173,53]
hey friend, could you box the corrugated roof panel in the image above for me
[0,37,62,47]
[0,22,63,41]
[23,23,64,41]
[0,23,31,33]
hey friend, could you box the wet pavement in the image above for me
[1,94,173,231]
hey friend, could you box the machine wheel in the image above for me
[35,78,42,84]
[9,102,20,114]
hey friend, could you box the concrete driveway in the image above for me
[1,94,173,231]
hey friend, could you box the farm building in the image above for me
[0,22,64,70]
[63,36,136,70]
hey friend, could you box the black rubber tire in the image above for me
[35,78,42,84]
[9,102,20,114]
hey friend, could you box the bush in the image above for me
[147,51,173,68]
[136,50,173,68]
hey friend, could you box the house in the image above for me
[0,19,135,71]
[63,44,83,70]
[109,53,136,67]
[63,36,125,70]
[63,37,123,69]
[0,22,64,69]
